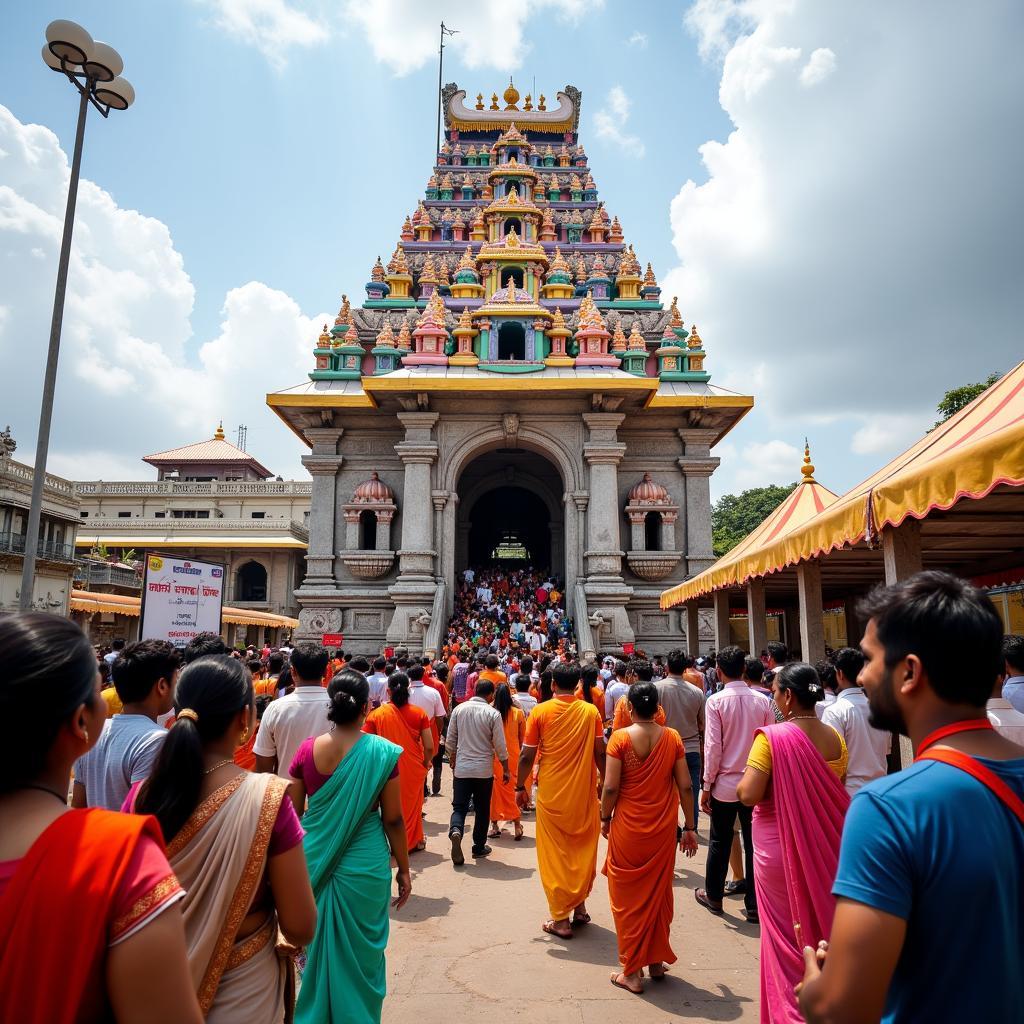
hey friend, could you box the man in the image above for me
[598,655,615,685]
[72,639,179,810]
[695,645,773,923]
[103,637,126,666]
[366,656,389,707]
[682,655,706,691]
[407,664,446,795]
[254,642,331,779]
[516,663,605,940]
[449,651,472,706]
[987,673,1024,742]
[610,659,666,730]
[658,649,706,828]
[514,673,538,718]
[821,646,890,795]
[479,653,507,687]
[1001,634,1024,712]
[265,650,285,693]
[446,679,509,864]
[183,631,229,664]
[604,659,630,723]
[799,571,1024,1023]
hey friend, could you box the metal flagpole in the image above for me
[436,22,457,154]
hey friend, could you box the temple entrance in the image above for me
[497,322,526,360]
[467,487,550,567]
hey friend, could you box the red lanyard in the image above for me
[915,718,994,758]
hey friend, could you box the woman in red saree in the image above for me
[600,681,698,995]
[0,613,200,1024]
[737,663,850,1024]
[363,672,435,852]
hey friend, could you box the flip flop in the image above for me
[542,921,573,940]
[571,911,592,927]
[610,973,644,996]
[488,828,502,838]
[514,825,524,841]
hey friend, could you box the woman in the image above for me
[736,663,850,1024]
[489,683,526,840]
[575,664,605,710]
[0,613,201,1024]
[600,681,698,996]
[363,672,434,852]
[129,655,317,1022]
[289,670,411,1024]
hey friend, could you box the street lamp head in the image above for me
[94,76,135,111]
[45,19,93,66]
[83,42,124,83]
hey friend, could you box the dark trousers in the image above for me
[450,775,494,854]
[686,751,702,831]
[705,796,756,913]
[431,747,444,794]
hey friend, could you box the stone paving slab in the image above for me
[381,774,761,1022]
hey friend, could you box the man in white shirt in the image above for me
[366,655,389,708]
[513,674,538,717]
[254,643,331,779]
[463,567,475,585]
[527,628,543,653]
[821,646,890,796]
[988,675,1024,743]
[103,637,126,666]
[1001,635,1024,713]
[603,660,630,722]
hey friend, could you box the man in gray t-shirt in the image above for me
[72,638,178,810]
[657,649,706,827]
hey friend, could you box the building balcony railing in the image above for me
[75,518,310,540]
[74,480,312,498]
[0,531,77,563]
[0,458,76,497]
[73,560,143,589]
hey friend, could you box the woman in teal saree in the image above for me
[289,669,412,1024]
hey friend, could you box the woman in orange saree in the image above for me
[0,612,200,1024]
[130,655,318,1022]
[601,681,699,995]
[363,672,435,852]
[489,683,526,840]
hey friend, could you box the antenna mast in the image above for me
[436,22,458,155]
[236,424,247,452]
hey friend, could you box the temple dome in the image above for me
[352,472,394,503]
[628,473,669,504]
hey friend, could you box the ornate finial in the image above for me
[551,307,567,329]
[687,323,702,349]
[538,94,546,110]
[437,257,451,286]
[475,92,484,110]
[457,246,475,271]
[0,425,16,456]
[420,252,438,283]
[611,322,627,350]
[490,92,500,110]
[344,323,359,344]
[371,256,385,282]
[504,77,520,110]
[627,322,646,350]
[214,421,225,440]
[376,319,396,348]
[523,93,533,111]
[456,308,473,330]
[801,439,816,482]
[334,294,351,326]
[396,319,412,350]
[669,296,683,328]
[643,262,657,287]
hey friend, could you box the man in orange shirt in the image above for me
[517,663,605,940]
[479,653,507,688]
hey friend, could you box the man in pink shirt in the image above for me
[695,644,774,923]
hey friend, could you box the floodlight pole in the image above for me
[19,82,91,609]
[436,22,457,155]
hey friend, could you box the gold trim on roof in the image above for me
[449,117,573,134]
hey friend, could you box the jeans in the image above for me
[450,776,494,854]
[705,796,756,914]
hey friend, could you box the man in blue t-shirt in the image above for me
[798,570,1024,1023]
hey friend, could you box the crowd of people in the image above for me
[0,568,1022,1022]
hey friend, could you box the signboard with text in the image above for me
[140,553,225,649]
[322,633,344,647]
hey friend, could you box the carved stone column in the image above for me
[677,428,720,577]
[581,412,634,647]
[300,427,343,588]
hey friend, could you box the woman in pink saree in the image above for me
[737,663,850,1024]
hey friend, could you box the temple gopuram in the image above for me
[268,82,753,657]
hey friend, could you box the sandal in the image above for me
[412,840,427,852]
[542,920,573,940]
[514,823,524,841]
[488,827,502,839]
[571,910,592,927]
[648,963,669,982]
[610,972,644,995]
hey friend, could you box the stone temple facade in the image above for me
[267,82,753,659]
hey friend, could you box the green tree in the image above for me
[934,372,1001,427]
[712,483,797,557]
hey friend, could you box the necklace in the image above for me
[18,783,68,805]
[788,714,817,721]
[204,759,233,775]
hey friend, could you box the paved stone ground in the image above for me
[382,771,761,1022]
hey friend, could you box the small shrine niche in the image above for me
[624,473,683,581]
[341,474,398,579]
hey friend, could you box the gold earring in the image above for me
[240,727,250,743]
[84,728,89,743]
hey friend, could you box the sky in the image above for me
[1,0,1021,501]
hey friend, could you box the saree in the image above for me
[0,809,170,1024]
[167,772,292,1023]
[602,728,685,975]
[527,695,603,919]
[295,733,402,1024]
[490,705,525,822]
[364,702,430,849]
[752,723,850,1023]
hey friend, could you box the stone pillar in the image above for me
[797,560,826,664]
[677,428,720,576]
[882,519,923,584]
[431,491,449,576]
[343,511,360,550]
[300,427,344,588]
[256,625,266,649]
[746,578,769,656]
[686,602,700,657]
[843,600,862,648]
[225,621,237,648]
[387,413,440,649]
[628,511,646,551]
[581,413,634,646]
[661,510,678,552]
[713,590,731,650]
[375,510,394,552]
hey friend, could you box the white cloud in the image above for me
[730,439,803,488]
[342,0,599,77]
[628,31,649,48]
[0,104,324,483]
[200,0,328,69]
[592,85,646,158]
[800,46,836,87]
[671,1,1023,494]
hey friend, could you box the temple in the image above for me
[267,82,754,657]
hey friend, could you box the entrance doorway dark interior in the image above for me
[497,322,526,360]
[467,486,550,569]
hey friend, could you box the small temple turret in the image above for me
[541,247,574,300]
[544,307,574,367]
[615,245,642,302]
[641,262,661,302]
[621,320,649,376]
[365,256,389,302]
[450,308,479,366]
[573,292,618,367]
[449,246,485,300]
[404,292,449,366]
[371,317,400,375]
[384,245,413,302]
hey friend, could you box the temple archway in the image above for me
[497,321,526,360]
[502,267,524,289]
[236,560,268,602]
[503,217,522,236]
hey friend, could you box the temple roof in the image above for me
[143,425,272,478]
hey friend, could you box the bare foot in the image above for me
[610,971,644,995]
[542,919,573,940]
